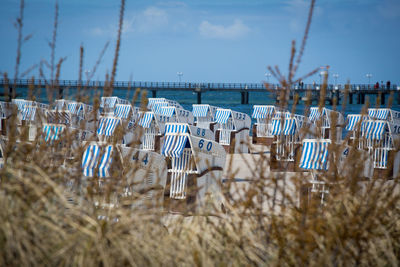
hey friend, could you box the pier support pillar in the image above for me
[152,90,157,98]
[361,93,365,104]
[197,92,201,104]
[381,93,385,106]
[335,90,340,105]
[349,93,353,105]
[241,92,249,104]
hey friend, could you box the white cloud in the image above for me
[199,19,250,39]
[88,6,169,37]
[130,7,168,33]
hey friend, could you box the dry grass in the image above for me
[1,0,400,266]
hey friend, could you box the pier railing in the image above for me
[1,79,399,92]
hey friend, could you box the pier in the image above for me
[1,79,399,105]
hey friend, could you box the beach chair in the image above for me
[81,141,168,210]
[269,115,304,171]
[214,108,251,153]
[100,96,129,115]
[138,111,161,151]
[359,119,400,178]
[345,114,367,145]
[18,105,47,141]
[156,106,194,134]
[162,123,226,213]
[299,139,331,204]
[308,107,344,142]
[251,105,281,145]
[192,104,219,130]
[118,146,168,210]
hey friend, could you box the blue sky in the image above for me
[1,0,399,84]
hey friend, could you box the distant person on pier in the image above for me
[386,80,391,89]
[374,82,379,89]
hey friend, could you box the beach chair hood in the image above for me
[299,139,331,170]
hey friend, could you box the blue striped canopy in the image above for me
[368,108,389,120]
[215,109,232,124]
[252,105,275,119]
[82,144,101,177]
[308,107,323,122]
[67,102,82,115]
[345,114,362,131]
[98,145,113,178]
[13,99,33,111]
[97,117,121,136]
[159,106,176,117]
[114,104,132,119]
[165,123,188,134]
[192,104,210,117]
[299,139,330,170]
[162,134,189,158]
[363,120,387,140]
[21,106,37,121]
[270,118,297,135]
[42,124,65,142]
[138,112,154,128]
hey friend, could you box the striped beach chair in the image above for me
[157,106,194,133]
[100,96,129,115]
[82,142,114,178]
[270,117,298,161]
[118,146,168,209]
[138,112,158,151]
[299,139,331,204]
[251,105,280,145]
[345,114,367,143]
[360,119,395,169]
[192,104,219,129]
[308,107,344,141]
[161,123,226,211]
[214,108,251,153]
[97,116,121,142]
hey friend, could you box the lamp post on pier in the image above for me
[333,73,339,86]
[366,73,372,87]
[177,72,183,83]
[264,72,271,83]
